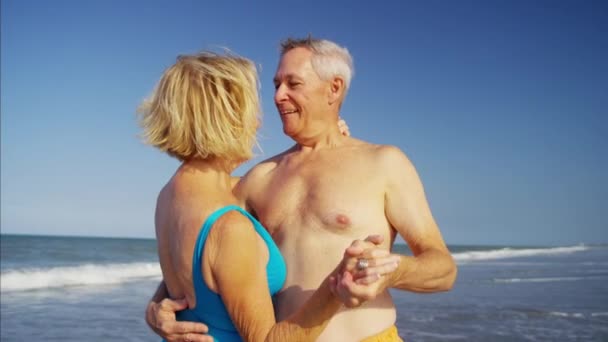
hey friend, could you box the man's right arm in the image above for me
[338,146,457,300]
[145,281,212,342]
[380,146,457,292]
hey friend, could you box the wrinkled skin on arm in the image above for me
[341,146,457,300]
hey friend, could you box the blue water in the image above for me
[1,234,607,341]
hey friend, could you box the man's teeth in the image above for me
[282,110,297,114]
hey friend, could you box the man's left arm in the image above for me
[381,145,457,292]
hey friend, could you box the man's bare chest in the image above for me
[250,165,385,237]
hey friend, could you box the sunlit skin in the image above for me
[232,47,456,341]
[148,45,456,342]
[273,48,333,142]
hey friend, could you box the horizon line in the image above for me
[1,232,601,248]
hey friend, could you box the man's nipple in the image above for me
[336,214,351,226]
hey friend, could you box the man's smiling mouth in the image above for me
[280,109,298,115]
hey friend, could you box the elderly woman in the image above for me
[138,52,398,342]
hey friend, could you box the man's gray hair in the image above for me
[280,37,354,92]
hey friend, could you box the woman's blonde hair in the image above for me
[137,51,260,162]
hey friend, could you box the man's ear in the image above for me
[328,77,345,105]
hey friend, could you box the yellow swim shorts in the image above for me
[359,325,404,342]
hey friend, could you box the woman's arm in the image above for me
[211,214,401,342]
[210,213,341,342]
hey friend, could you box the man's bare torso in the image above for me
[237,138,398,341]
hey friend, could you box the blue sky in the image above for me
[2,0,606,246]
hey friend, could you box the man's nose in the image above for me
[274,84,287,104]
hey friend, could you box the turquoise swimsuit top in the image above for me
[174,205,287,342]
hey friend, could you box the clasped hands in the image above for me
[329,235,401,308]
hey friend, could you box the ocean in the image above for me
[1,234,607,341]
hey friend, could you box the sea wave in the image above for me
[453,245,589,263]
[0,245,593,291]
[1,262,162,292]
[591,312,608,318]
[493,276,586,283]
[548,311,585,318]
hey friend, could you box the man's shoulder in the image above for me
[348,138,410,162]
[377,144,410,160]
[242,145,296,181]
[347,140,417,182]
[375,144,414,171]
[258,145,296,166]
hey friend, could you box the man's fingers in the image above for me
[179,332,213,342]
[345,239,380,255]
[363,255,401,270]
[363,234,384,245]
[173,322,209,334]
[345,236,385,257]
[340,272,370,295]
[343,250,397,274]
[355,273,382,285]
[145,301,160,328]
[147,298,210,341]
[362,249,391,259]
[344,239,370,257]
[338,118,351,137]
[339,278,375,302]
[160,297,189,311]
[359,257,399,272]
[352,250,397,271]
[339,271,354,285]
[334,272,382,307]
[160,322,209,339]
[353,257,399,280]
[345,245,365,257]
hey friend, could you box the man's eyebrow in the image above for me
[274,74,299,83]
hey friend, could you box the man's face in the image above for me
[273,47,328,138]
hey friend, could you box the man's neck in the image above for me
[293,128,347,151]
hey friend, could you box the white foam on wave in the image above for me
[1,262,162,292]
[494,276,586,283]
[549,311,585,318]
[412,331,467,340]
[454,245,589,263]
[591,312,608,317]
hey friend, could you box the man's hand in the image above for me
[338,117,351,136]
[335,267,394,308]
[331,235,400,308]
[146,297,213,342]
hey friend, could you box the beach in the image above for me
[1,234,607,341]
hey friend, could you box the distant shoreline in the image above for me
[2,233,604,248]
[0,232,155,242]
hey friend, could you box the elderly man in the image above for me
[147,37,457,342]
